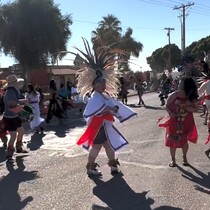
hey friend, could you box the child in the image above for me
[159,77,199,167]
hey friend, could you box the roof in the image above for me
[52,68,78,75]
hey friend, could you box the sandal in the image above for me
[205,150,210,159]
[169,159,176,167]
[182,156,189,166]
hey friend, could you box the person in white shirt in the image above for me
[26,83,44,134]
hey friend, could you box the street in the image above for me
[0,92,210,210]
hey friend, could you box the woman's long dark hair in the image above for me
[183,77,198,102]
[27,83,37,96]
[49,79,57,91]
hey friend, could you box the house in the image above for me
[49,65,80,90]
[0,64,80,92]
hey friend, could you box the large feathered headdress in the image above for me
[71,38,125,97]
[197,60,210,86]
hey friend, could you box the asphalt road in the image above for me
[0,92,210,210]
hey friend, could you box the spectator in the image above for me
[119,77,129,105]
[3,75,28,160]
[45,79,63,123]
[26,83,44,134]
[135,81,145,106]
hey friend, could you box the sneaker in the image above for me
[16,148,29,153]
[86,162,102,176]
[108,159,120,173]
[87,168,102,176]
[6,146,15,158]
[16,141,28,153]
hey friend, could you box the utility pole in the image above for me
[164,27,174,72]
[174,2,194,55]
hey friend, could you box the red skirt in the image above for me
[158,113,197,148]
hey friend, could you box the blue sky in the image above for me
[1,0,210,71]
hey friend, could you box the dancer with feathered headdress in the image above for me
[73,38,137,176]
[198,60,210,159]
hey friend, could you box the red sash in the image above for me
[77,114,114,146]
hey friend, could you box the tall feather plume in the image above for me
[71,38,127,97]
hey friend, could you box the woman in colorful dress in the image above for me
[159,77,199,167]
[26,83,44,133]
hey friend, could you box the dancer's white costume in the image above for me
[26,92,44,130]
[79,91,137,151]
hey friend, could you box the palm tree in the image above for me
[99,14,122,34]
[91,15,143,71]
[91,27,106,49]
[121,28,143,57]
[118,28,143,70]
[92,14,122,48]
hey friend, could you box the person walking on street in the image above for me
[26,83,44,134]
[3,75,28,160]
[119,77,129,105]
[159,78,172,106]
[45,79,62,123]
[158,77,199,167]
[135,81,145,106]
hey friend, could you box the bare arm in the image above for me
[165,92,178,117]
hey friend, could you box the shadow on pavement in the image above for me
[127,104,166,111]
[0,155,39,210]
[177,164,210,194]
[144,105,166,110]
[90,173,154,210]
[0,146,6,163]
[126,104,140,108]
[27,132,46,151]
[154,206,182,210]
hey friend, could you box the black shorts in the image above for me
[3,116,22,132]
[94,126,107,144]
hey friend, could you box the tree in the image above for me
[0,0,72,81]
[99,14,122,33]
[185,35,210,59]
[91,14,143,71]
[147,44,181,73]
[92,14,122,49]
[119,27,143,70]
